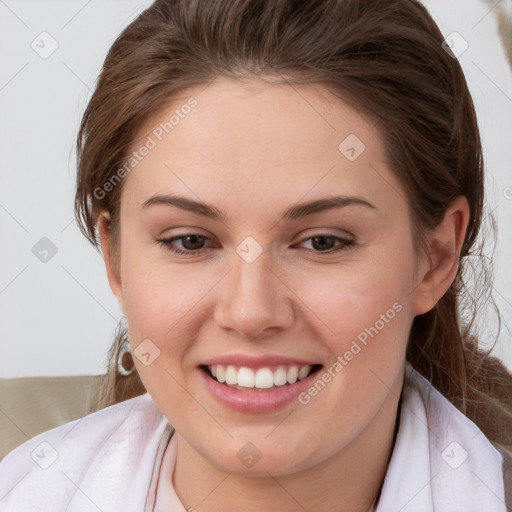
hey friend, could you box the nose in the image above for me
[213,249,294,339]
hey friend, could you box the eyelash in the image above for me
[156,233,356,257]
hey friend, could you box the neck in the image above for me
[173,380,403,512]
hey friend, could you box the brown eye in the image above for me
[177,234,207,250]
[297,234,355,253]
[157,233,211,256]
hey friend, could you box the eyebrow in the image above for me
[141,193,377,222]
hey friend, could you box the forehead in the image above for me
[120,77,406,218]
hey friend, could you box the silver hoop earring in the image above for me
[117,336,135,376]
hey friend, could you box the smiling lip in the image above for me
[199,362,323,413]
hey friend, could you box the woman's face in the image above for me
[101,77,430,476]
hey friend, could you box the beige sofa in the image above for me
[0,376,103,461]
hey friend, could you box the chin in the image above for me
[206,438,314,477]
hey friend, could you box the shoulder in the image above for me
[0,392,170,511]
[403,361,497,445]
[402,361,502,459]
[0,392,160,469]
[401,362,506,507]
[377,362,507,511]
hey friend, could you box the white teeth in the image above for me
[225,365,238,385]
[255,368,274,388]
[206,364,316,389]
[273,366,288,386]
[286,366,298,384]
[216,365,226,383]
[237,367,255,388]
[298,365,311,380]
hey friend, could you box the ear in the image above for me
[413,195,470,316]
[98,211,126,315]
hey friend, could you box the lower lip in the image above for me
[199,366,322,413]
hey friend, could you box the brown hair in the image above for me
[75,0,512,487]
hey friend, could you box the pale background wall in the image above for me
[0,0,511,377]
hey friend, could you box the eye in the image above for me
[295,234,356,253]
[156,232,356,257]
[157,233,212,256]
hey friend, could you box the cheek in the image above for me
[119,232,207,333]
[122,266,208,352]
[118,247,208,419]
[289,257,413,349]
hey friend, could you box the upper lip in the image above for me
[200,354,321,368]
